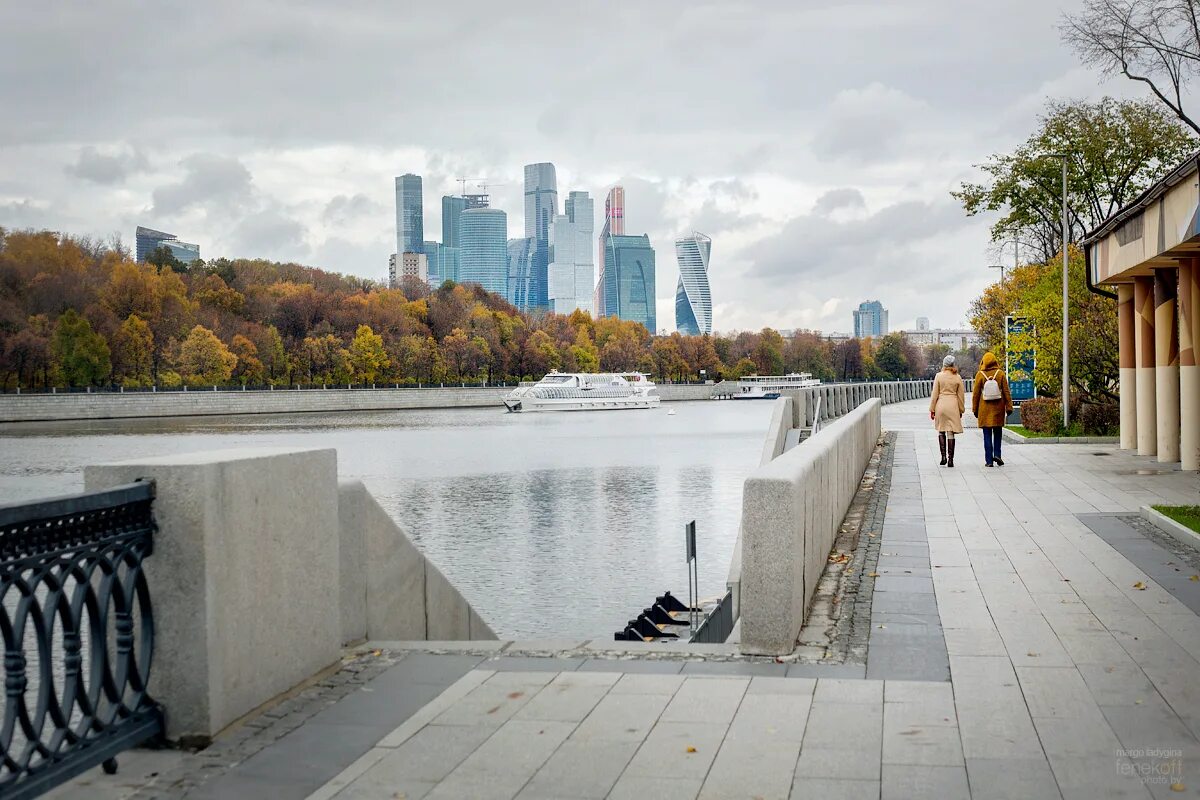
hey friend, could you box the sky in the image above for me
[0,0,1143,334]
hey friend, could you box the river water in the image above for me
[0,401,772,638]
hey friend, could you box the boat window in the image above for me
[540,375,573,384]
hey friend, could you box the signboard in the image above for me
[685,521,696,563]
[1005,315,1036,402]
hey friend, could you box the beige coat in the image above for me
[930,369,965,433]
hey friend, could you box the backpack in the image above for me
[982,370,1002,401]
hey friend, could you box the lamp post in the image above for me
[987,264,1007,282]
[1048,152,1070,427]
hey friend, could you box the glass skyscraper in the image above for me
[424,241,459,286]
[507,237,535,310]
[458,208,508,295]
[674,232,712,335]
[595,187,624,316]
[523,162,558,311]
[602,234,656,332]
[135,226,200,264]
[442,195,467,247]
[395,174,423,255]
[853,300,889,338]
[548,191,595,315]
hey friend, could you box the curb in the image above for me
[1140,506,1200,553]
[1002,428,1119,445]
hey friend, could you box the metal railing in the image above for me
[811,393,824,435]
[690,589,735,644]
[1,482,163,798]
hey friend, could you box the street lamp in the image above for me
[1047,152,1070,428]
[987,264,1007,282]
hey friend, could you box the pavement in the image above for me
[54,399,1200,799]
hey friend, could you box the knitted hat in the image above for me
[942,354,956,368]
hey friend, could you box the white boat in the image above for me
[734,372,821,399]
[503,372,661,412]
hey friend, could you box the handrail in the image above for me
[812,393,823,434]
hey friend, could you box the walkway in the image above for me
[56,399,1200,799]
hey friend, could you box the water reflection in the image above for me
[1,402,772,637]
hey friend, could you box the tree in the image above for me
[953,98,1195,263]
[1063,0,1200,135]
[113,314,153,387]
[349,324,389,383]
[300,333,351,384]
[832,338,865,381]
[874,334,910,380]
[752,328,785,375]
[969,246,1117,401]
[178,325,237,386]
[2,328,49,389]
[51,309,111,386]
[522,330,561,377]
[147,245,187,274]
[231,334,266,385]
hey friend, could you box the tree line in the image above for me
[0,228,963,391]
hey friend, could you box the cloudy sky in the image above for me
[0,1,1141,334]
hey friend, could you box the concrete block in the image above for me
[426,560,471,640]
[84,447,341,742]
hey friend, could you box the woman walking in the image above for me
[930,354,965,467]
[972,351,1013,467]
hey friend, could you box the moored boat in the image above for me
[734,372,821,399]
[503,371,661,412]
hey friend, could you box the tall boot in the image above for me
[938,432,947,466]
[947,437,956,468]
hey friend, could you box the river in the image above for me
[0,401,773,638]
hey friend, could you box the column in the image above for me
[1118,284,1137,450]
[1180,260,1200,470]
[1155,269,1180,463]
[1134,276,1158,456]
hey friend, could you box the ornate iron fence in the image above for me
[0,481,163,799]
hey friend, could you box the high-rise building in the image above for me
[523,163,558,311]
[595,187,625,316]
[395,174,423,255]
[916,316,930,331]
[389,252,427,287]
[458,207,508,295]
[674,232,712,335]
[507,237,536,310]
[602,234,656,332]
[853,300,889,338]
[442,196,467,247]
[423,241,459,286]
[548,191,595,315]
[135,226,200,264]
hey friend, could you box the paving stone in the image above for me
[884,680,955,707]
[746,676,816,695]
[866,643,950,682]
[956,702,1045,761]
[518,739,639,799]
[659,677,748,724]
[607,775,703,800]
[1015,666,1102,719]
[622,721,727,780]
[880,764,970,799]
[338,724,494,790]
[512,680,610,723]
[480,656,583,672]
[794,746,882,780]
[964,757,1061,800]
[725,692,811,743]
[578,658,684,675]
[874,575,936,594]
[437,719,574,787]
[698,737,800,800]
[870,592,940,616]
[608,673,686,694]
[814,677,883,705]
[943,627,1008,657]
[786,662,867,679]
[788,777,881,799]
[571,691,672,742]
[679,660,788,677]
[882,711,964,766]
[804,702,883,753]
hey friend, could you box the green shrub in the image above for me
[1080,402,1119,436]
[1019,397,1061,434]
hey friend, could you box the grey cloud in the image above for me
[322,193,382,225]
[152,154,253,217]
[228,208,309,260]
[812,188,866,216]
[811,83,929,162]
[65,145,149,185]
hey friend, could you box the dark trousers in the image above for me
[982,426,1003,464]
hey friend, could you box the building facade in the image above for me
[423,241,459,286]
[602,234,656,332]
[548,190,595,315]
[395,174,424,256]
[674,232,713,335]
[442,196,467,247]
[595,187,625,317]
[901,328,983,350]
[135,226,200,264]
[507,237,536,311]
[458,208,508,296]
[389,252,427,287]
[853,300,889,338]
[522,163,558,311]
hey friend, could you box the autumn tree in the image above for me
[113,314,153,387]
[51,309,111,386]
[231,334,266,385]
[833,338,865,381]
[178,325,237,386]
[349,324,389,383]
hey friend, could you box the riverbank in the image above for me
[0,383,715,422]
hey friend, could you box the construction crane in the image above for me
[457,176,484,196]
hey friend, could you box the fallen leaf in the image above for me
[1190,576,1199,582]
[1133,581,1147,590]
[1027,652,1039,658]
[1171,782,1186,792]
[878,624,886,629]
[867,572,879,578]
[372,649,382,657]
[685,746,697,753]
[508,691,524,700]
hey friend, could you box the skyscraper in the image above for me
[442,195,467,247]
[458,208,508,295]
[523,163,558,310]
[507,237,536,310]
[853,300,889,338]
[135,226,200,264]
[423,241,459,286]
[602,234,656,332]
[595,187,625,316]
[674,232,712,335]
[395,174,423,255]
[548,191,595,315]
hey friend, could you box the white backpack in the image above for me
[982,370,1002,401]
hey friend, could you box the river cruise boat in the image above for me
[503,371,661,412]
[734,372,821,399]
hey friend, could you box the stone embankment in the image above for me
[0,383,715,422]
